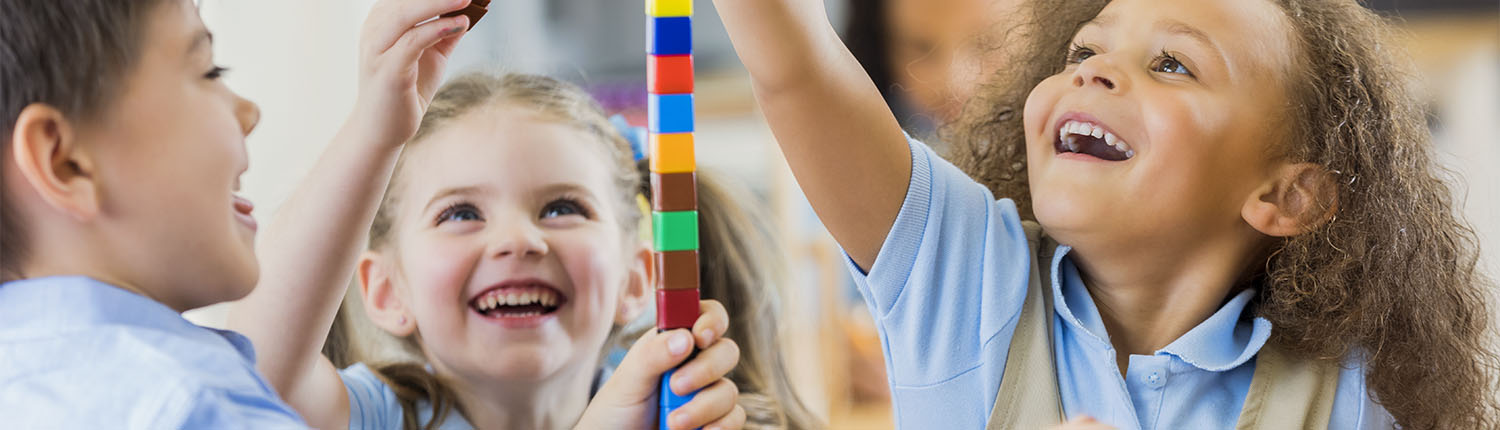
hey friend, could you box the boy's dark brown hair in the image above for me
[946,0,1499,427]
[0,0,170,281]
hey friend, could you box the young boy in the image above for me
[0,0,300,426]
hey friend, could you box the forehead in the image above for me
[141,0,207,57]
[399,107,620,201]
[1090,0,1296,81]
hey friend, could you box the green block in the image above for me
[652,211,698,251]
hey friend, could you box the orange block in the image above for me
[649,133,695,173]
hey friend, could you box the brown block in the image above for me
[653,250,700,290]
[650,172,697,212]
[441,0,490,29]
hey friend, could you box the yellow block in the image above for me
[650,133,696,173]
[646,0,692,17]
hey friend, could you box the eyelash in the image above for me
[1066,43,1095,64]
[205,66,229,80]
[1065,44,1195,78]
[435,202,483,225]
[541,196,591,219]
[1151,51,1194,77]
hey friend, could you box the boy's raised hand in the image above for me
[577,300,746,430]
[354,0,472,147]
[227,1,473,429]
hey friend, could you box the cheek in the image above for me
[400,235,482,316]
[553,231,627,325]
[1134,94,1259,214]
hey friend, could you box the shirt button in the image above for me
[1146,371,1165,388]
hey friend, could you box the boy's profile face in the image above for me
[79,0,261,310]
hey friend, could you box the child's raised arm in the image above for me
[225,0,470,428]
[709,0,912,268]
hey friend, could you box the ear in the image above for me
[358,250,415,336]
[9,104,99,221]
[614,242,653,325]
[1241,162,1339,237]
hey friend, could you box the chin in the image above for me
[1030,192,1097,240]
[479,351,570,381]
[222,255,261,302]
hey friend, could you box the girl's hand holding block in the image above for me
[578,300,745,430]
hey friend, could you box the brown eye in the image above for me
[1151,54,1193,77]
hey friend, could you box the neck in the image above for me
[1065,225,1265,375]
[440,361,596,429]
[22,240,176,311]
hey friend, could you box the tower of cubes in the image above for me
[647,1,700,428]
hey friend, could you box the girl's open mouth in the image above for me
[468,282,567,321]
[1054,118,1134,161]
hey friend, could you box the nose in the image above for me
[1072,55,1125,93]
[234,94,260,136]
[488,219,550,259]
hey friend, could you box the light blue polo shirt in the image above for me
[847,138,1396,429]
[0,276,307,429]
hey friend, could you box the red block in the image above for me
[656,288,700,330]
[649,54,694,94]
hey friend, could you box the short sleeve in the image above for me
[339,363,403,430]
[843,137,1038,428]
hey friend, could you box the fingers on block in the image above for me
[440,0,490,29]
[657,288,701,330]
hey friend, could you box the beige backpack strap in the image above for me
[1234,344,1340,430]
[987,222,1064,429]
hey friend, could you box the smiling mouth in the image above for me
[1055,119,1135,161]
[469,283,566,319]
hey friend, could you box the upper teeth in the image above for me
[1060,120,1132,157]
[474,286,559,312]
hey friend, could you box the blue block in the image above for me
[649,93,695,133]
[648,16,692,55]
[660,367,697,407]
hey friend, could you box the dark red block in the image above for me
[656,288,700,330]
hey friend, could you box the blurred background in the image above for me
[187,0,1498,427]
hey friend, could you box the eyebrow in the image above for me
[1160,20,1218,53]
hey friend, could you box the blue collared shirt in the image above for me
[0,276,306,429]
[846,138,1395,429]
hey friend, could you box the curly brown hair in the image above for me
[944,0,1499,428]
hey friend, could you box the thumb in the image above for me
[596,329,696,403]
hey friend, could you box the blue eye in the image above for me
[1152,53,1193,77]
[540,198,589,219]
[436,203,483,225]
[1066,43,1096,64]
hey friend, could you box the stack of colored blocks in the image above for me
[648,1,700,428]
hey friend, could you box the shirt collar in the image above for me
[0,276,258,362]
[1049,247,1272,372]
